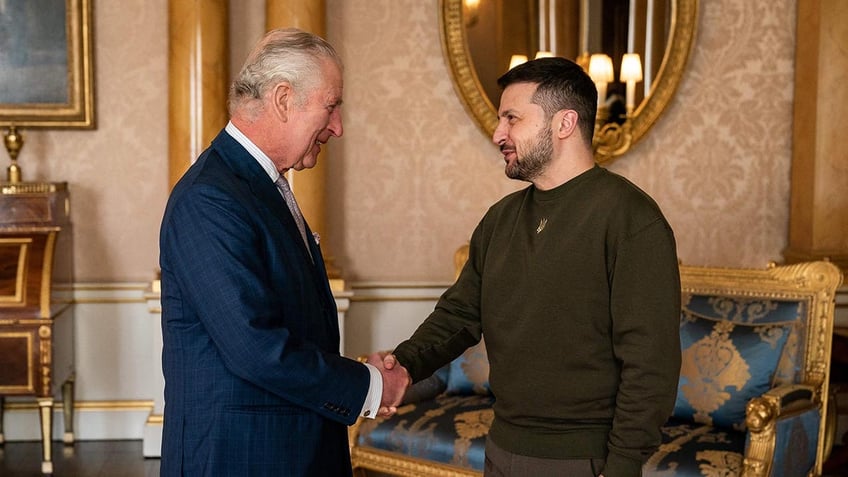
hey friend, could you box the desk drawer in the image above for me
[0,325,44,395]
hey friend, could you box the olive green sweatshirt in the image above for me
[393,165,681,477]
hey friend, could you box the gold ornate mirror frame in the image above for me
[439,0,698,164]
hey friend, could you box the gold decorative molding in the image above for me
[2,399,154,412]
[146,414,164,425]
[352,445,481,477]
[40,232,57,318]
[0,182,67,195]
[0,0,95,129]
[0,238,30,305]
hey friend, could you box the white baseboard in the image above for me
[1,403,152,441]
[143,414,163,457]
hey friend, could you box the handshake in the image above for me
[366,351,410,418]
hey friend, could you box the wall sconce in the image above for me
[590,53,643,162]
[588,54,614,110]
[620,53,643,116]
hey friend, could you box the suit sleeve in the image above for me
[160,181,369,426]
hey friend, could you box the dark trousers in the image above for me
[484,436,605,477]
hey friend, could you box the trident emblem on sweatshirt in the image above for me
[536,218,548,234]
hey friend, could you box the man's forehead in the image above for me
[501,82,537,101]
[499,83,539,112]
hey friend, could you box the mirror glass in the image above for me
[440,0,698,163]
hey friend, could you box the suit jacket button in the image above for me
[363,410,370,417]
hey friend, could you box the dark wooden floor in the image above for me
[1,439,846,476]
[0,440,159,477]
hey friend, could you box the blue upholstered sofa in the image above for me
[349,261,843,477]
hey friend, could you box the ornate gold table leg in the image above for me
[37,397,54,475]
[62,376,75,444]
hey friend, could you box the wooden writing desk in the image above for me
[0,182,74,475]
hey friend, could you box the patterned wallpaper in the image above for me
[16,0,169,282]
[17,0,795,283]
[611,0,796,272]
[326,0,797,281]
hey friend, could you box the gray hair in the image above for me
[229,28,342,116]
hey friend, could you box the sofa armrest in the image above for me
[743,384,822,476]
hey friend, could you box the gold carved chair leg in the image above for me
[62,376,75,444]
[37,397,54,475]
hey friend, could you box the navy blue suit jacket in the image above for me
[159,130,369,476]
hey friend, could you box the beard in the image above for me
[505,126,554,182]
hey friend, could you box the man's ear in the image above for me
[273,82,293,121]
[555,110,579,139]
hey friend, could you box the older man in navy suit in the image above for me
[159,28,409,476]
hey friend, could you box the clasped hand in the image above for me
[366,351,410,418]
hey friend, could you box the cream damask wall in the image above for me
[612,0,796,274]
[326,0,797,282]
[17,0,169,283]
[18,0,795,284]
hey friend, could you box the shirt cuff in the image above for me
[360,362,382,419]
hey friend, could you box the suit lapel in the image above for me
[211,132,316,264]
[211,131,336,311]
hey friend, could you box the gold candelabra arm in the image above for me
[4,125,24,183]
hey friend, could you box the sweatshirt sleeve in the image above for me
[606,217,681,475]
[393,225,487,382]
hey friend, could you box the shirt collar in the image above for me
[225,121,281,183]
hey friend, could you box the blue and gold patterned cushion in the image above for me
[673,312,793,429]
[683,295,807,386]
[356,393,494,471]
[445,339,491,396]
[643,411,820,477]
[643,417,746,476]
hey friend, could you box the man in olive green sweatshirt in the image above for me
[381,57,681,476]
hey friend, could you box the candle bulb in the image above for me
[620,53,643,115]
[588,54,614,107]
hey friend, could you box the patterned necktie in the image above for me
[275,175,312,260]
